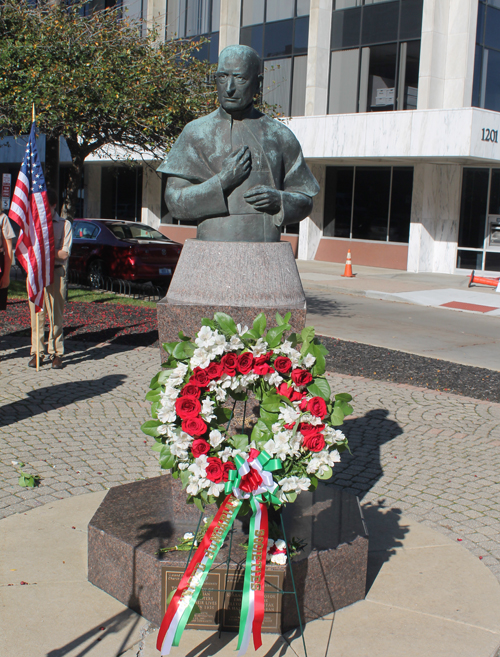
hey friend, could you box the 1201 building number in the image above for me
[482,128,498,143]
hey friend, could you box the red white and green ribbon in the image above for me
[156,450,282,656]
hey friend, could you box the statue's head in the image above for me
[215,45,262,115]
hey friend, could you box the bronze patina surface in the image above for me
[159,45,319,242]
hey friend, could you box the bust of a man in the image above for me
[159,44,319,242]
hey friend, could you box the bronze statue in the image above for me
[159,45,319,242]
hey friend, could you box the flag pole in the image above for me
[33,102,39,372]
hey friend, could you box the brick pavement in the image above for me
[1,335,499,583]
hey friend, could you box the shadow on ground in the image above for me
[0,374,127,428]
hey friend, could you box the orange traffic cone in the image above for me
[341,249,355,277]
[468,270,500,288]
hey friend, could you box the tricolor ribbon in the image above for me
[157,450,282,656]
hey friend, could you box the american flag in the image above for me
[9,121,54,312]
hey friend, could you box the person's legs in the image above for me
[28,291,45,357]
[46,268,66,357]
[0,286,8,311]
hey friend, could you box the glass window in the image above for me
[361,2,399,45]
[485,5,500,50]
[192,33,219,63]
[484,49,500,111]
[101,166,143,222]
[266,0,294,22]
[294,16,309,54]
[458,168,489,248]
[296,0,310,16]
[389,167,413,242]
[400,0,423,40]
[364,43,398,112]
[241,0,265,26]
[264,19,294,58]
[329,48,360,114]
[400,40,419,109]
[457,250,483,270]
[334,0,360,7]
[263,58,292,115]
[291,55,308,115]
[477,1,485,43]
[324,167,354,238]
[186,0,211,36]
[485,252,500,270]
[489,169,500,214]
[240,24,264,55]
[73,222,100,240]
[107,223,169,241]
[166,0,186,39]
[352,167,391,240]
[472,44,483,107]
[212,0,220,31]
[331,8,361,50]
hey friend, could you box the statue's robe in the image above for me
[159,107,319,242]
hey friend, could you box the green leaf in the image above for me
[149,372,160,389]
[141,419,163,437]
[214,312,238,335]
[251,419,272,446]
[230,434,249,450]
[178,330,192,341]
[284,491,297,503]
[261,397,284,413]
[309,475,319,490]
[260,407,279,424]
[151,442,163,452]
[145,389,162,402]
[228,389,247,401]
[18,472,39,488]
[172,341,195,360]
[162,341,179,355]
[330,409,344,426]
[275,312,284,326]
[193,497,204,512]
[180,470,190,488]
[335,400,353,416]
[317,466,333,480]
[252,313,267,337]
[151,401,160,419]
[307,378,331,401]
[214,407,232,424]
[311,354,326,377]
[335,393,353,402]
[264,324,289,348]
[201,318,216,329]
[159,445,175,469]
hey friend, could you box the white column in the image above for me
[407,163,461,273]
[219,0,241,51]
[84,163,101,218]
[145,0,167,43]
[298,162,324,260]
[304,0,333,116]
[141,164,163,229]
[418,0,478,110]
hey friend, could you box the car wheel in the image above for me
[88,259,105,289]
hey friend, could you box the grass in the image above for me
[8,278,159,308]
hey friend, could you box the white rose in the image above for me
[209,429,225,448]
[270,552,287,565]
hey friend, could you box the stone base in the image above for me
[157,239,307,349]
[88,475,368,632]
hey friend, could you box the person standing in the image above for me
[0,211,15,311]
[29,188,72,369]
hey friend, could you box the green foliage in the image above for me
[0,0,218,218]
[306,378,331,401]
[214,312,238,336]
[18,471,40,487]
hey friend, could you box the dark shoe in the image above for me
[28,354,44,368]
[51,356,64,370]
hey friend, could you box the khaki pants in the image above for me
[29,267,67,356]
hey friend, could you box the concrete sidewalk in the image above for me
[297,260,500,314]
[1,491,499,657]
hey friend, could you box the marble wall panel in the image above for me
[470,109,500,160]
[298,162,325,260]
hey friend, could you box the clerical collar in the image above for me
[218,106,260,122]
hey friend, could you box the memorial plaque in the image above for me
[162,565,284,632]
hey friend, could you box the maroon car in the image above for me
[70,219,182,286]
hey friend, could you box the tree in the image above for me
[0,0,218,219]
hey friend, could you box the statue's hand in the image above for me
[243,185,281,215]
[219,146,252,191]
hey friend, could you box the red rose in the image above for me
[239,468,263,493]
[299,397,308,411]
[206,361,223,380]
[181,383,201,398]
[206,457,224,483]
[254,362,272,375]
[276,382,304,402]
[303,433,326,452]
[190,367,210,388]
[175,395,201,419]
[307,397,328,419]
[273,356,292,374]
[221,353,238,376]
[237,352,254,374]
[291,369,313,387]
[182,417,207,436]
[222,461,236,482]
[298,422,324,438]
[191,439,210,458]
[284,422,296,430]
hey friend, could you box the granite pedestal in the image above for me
[88,475,368,632]
[157,240,307,350]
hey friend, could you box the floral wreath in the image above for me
[143,312,353,656]
[142,311,352,511]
